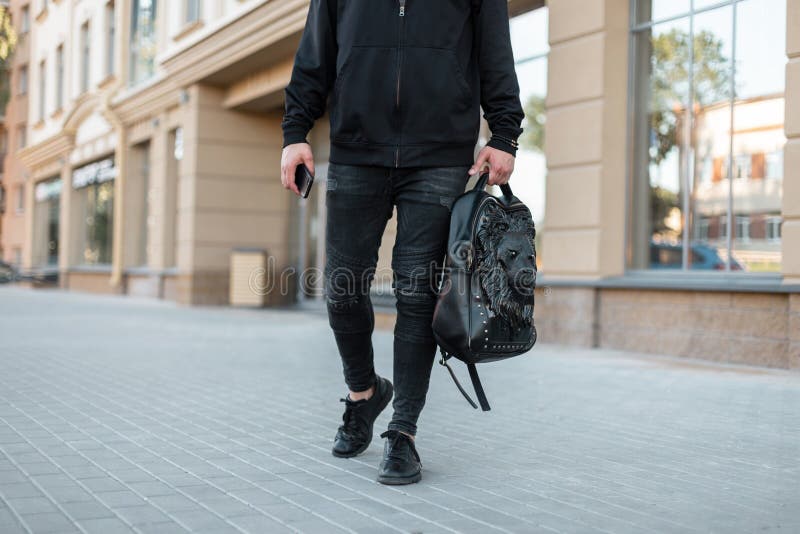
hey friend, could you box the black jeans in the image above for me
[324,162,471,437]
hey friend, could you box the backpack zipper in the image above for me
[395,0,406,167]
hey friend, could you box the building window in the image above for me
[129,0,158,87]
[18,65,28,95]
[17,126,26,150]
[507,6,547,269]
[21,6,30,34]
[629,0,787,273]
[15,186,24,213]
[80,22,91,93]
[73,158,116,266]
[733,154,751,180]
[766,216,781,242]
[694,217,709,241]
[33,178,62,267]
[55,45,64,110]
[106,1,116,77]
[765,150,782,180]
[38,59,46,122]
[185,0,200,24]
[735,215,750,243]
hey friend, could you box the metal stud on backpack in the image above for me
[431,171,538,411]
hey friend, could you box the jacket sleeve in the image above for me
[281,0,338,148]
[476,0,525,157]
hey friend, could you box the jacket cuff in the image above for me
[282,128,310,148]
[486,132,520,157]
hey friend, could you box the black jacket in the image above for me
[281,0,525,168]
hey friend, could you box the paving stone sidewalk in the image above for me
[0,286,798,534]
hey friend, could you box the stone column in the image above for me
[783,1,800,284]
[146,114,171,271]
[542,0,629,280]
[178,84,291,306]
[110,129,128,290]
[58,153,73,287]
[21,177,35,270]
[785,1,800,367]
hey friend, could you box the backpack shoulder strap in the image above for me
[438,349,492,411]
[467,363,491,411]
[439,356,479,410]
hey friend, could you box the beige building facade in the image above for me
[1,0,798,368]
[1,0,31,269]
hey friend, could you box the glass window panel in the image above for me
[129,0,158,87]
[509,7,547,271]
[636,0,691,25]
[688,5,733,270]
[731,0,786,273]
[630,18,691,269]
[510,8,548,60]
[694,0,729,12]
[83,181,115,265]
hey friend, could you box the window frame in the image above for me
[55,45,64,111]
[15,186,25,214]
[80,21,91,93]
[18,64,28,96]
[129,0,159,87]
[106,1,116,78]
[766,216,782,242]
[38,58,46,122]
[185,0,201,25]
[20,5,30,35]
[625,0,786,278]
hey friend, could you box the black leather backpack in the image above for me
[431,172,538,411]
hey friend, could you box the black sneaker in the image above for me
[332,374,393,458]
[377,429,422,485]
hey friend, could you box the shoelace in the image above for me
[380,430,420,463]
[338,397,367,439]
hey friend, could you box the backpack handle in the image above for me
[474,171,514,202]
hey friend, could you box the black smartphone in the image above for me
[294,163,315,199]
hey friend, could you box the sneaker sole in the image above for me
[331,378,394,458]
[377,470,422,485]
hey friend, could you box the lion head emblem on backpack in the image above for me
[475,203,537,328]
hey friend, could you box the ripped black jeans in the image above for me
[324,162,471,437]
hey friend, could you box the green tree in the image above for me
[519,94,545,153]
[649,28,731,164]
[0,5,18,112]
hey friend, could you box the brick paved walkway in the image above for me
[0,286,798,533]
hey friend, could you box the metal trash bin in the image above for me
[229,248,268,307]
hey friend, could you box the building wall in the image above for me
[784,0,800,283]
[542,0,628,279]
[1,1,31,268]
[539,0,800,368]
[7,0,800,369]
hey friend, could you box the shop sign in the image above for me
[72,158,116,189]
[35,179,63,202]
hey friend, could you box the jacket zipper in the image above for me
[395,0,405,168]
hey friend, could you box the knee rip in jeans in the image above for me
[393,262,441,299]
[326,292,362,311]
[325,249,376,305]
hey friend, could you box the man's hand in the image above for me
[468,146,515,185]
[281,142,315,196]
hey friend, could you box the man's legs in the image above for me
[325,163,397,458]
[324,163,393,397]
[387,165,471,438]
